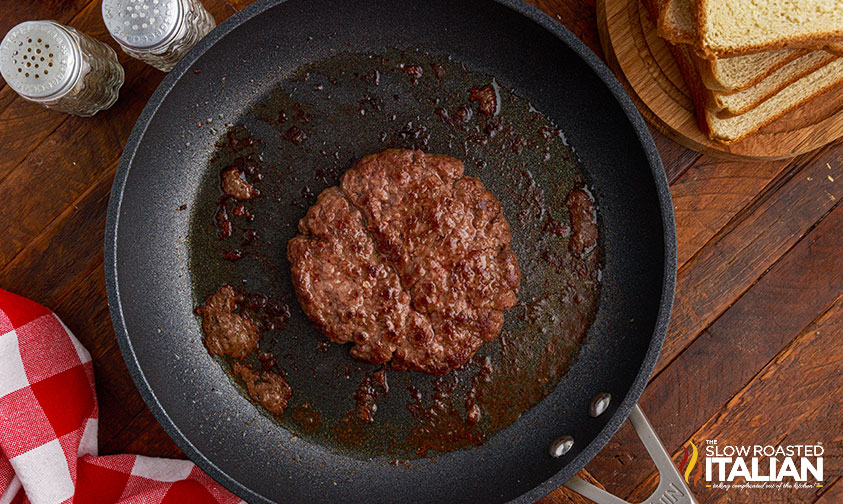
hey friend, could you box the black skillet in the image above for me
[105,1,695,503]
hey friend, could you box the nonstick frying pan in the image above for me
[105,1,695,503]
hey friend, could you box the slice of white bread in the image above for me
[697,55,843,144]
[660,0,841,92]
[694,0,843,57]
[693,48,805,92]
[708,50,838,116]
[642,0,843,144]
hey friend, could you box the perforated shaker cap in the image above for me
[0,21,81,100]
[102,0,183,50]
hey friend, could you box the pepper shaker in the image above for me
[102,0,215,72]
[0,21,124,117]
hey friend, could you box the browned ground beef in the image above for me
[469,85,498,115]
[196,286,294,414]
[287,149,520,375]
[232,362,292,415]
[194,285,260,359]
[221,166,257,201]
[566,188,598,256]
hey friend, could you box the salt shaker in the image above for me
[0,21,124,117]
[102,0,216,72]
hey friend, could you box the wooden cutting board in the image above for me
[596,0,843,160]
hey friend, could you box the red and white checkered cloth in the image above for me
[0,289,244,504]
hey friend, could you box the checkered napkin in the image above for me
[0,289,244,504]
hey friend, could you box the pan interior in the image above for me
[109,1,671,503]
[189,47,601,460]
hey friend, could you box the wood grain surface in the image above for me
[0,1,840,503]
[597,0,843,161]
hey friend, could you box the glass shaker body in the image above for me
[0,21,124,117]
[102,0,215,72]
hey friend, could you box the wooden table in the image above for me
[1,1,840,503]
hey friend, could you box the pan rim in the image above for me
[104,0,677,503]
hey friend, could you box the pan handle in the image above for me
[563,405,699,504]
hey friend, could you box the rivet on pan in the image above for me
[549,435,574,458]
[589,392,611,417]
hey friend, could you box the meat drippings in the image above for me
[406,377,485,457]
[290,403,322,433]
[354,368,389,423]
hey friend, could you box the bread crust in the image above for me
[663,41,714,136]
[695,50,806,93]
[657,0,695,43]
[699,34,843,60]
[692,0,843,59]
[709,67,843,144]
[709,53,839,117]
[705,87,843,144]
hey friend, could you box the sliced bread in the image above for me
[694,0,843,57]
[705,58,843,144]
[694,48,806,92]
[666,41,843,144]
[643,0,843,144]
[708,50,838,117]
[658,0,809,92]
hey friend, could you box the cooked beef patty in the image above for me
[287,149,520,375]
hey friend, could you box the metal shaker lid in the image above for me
[102,0,182,50]
[0,21,81,100]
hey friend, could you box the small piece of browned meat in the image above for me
[194,285,260,359]
[221,166,257,201]
[288,149,521,375]
[232,362,292,415]
[469,85,498,115]
[566,188,598,256]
